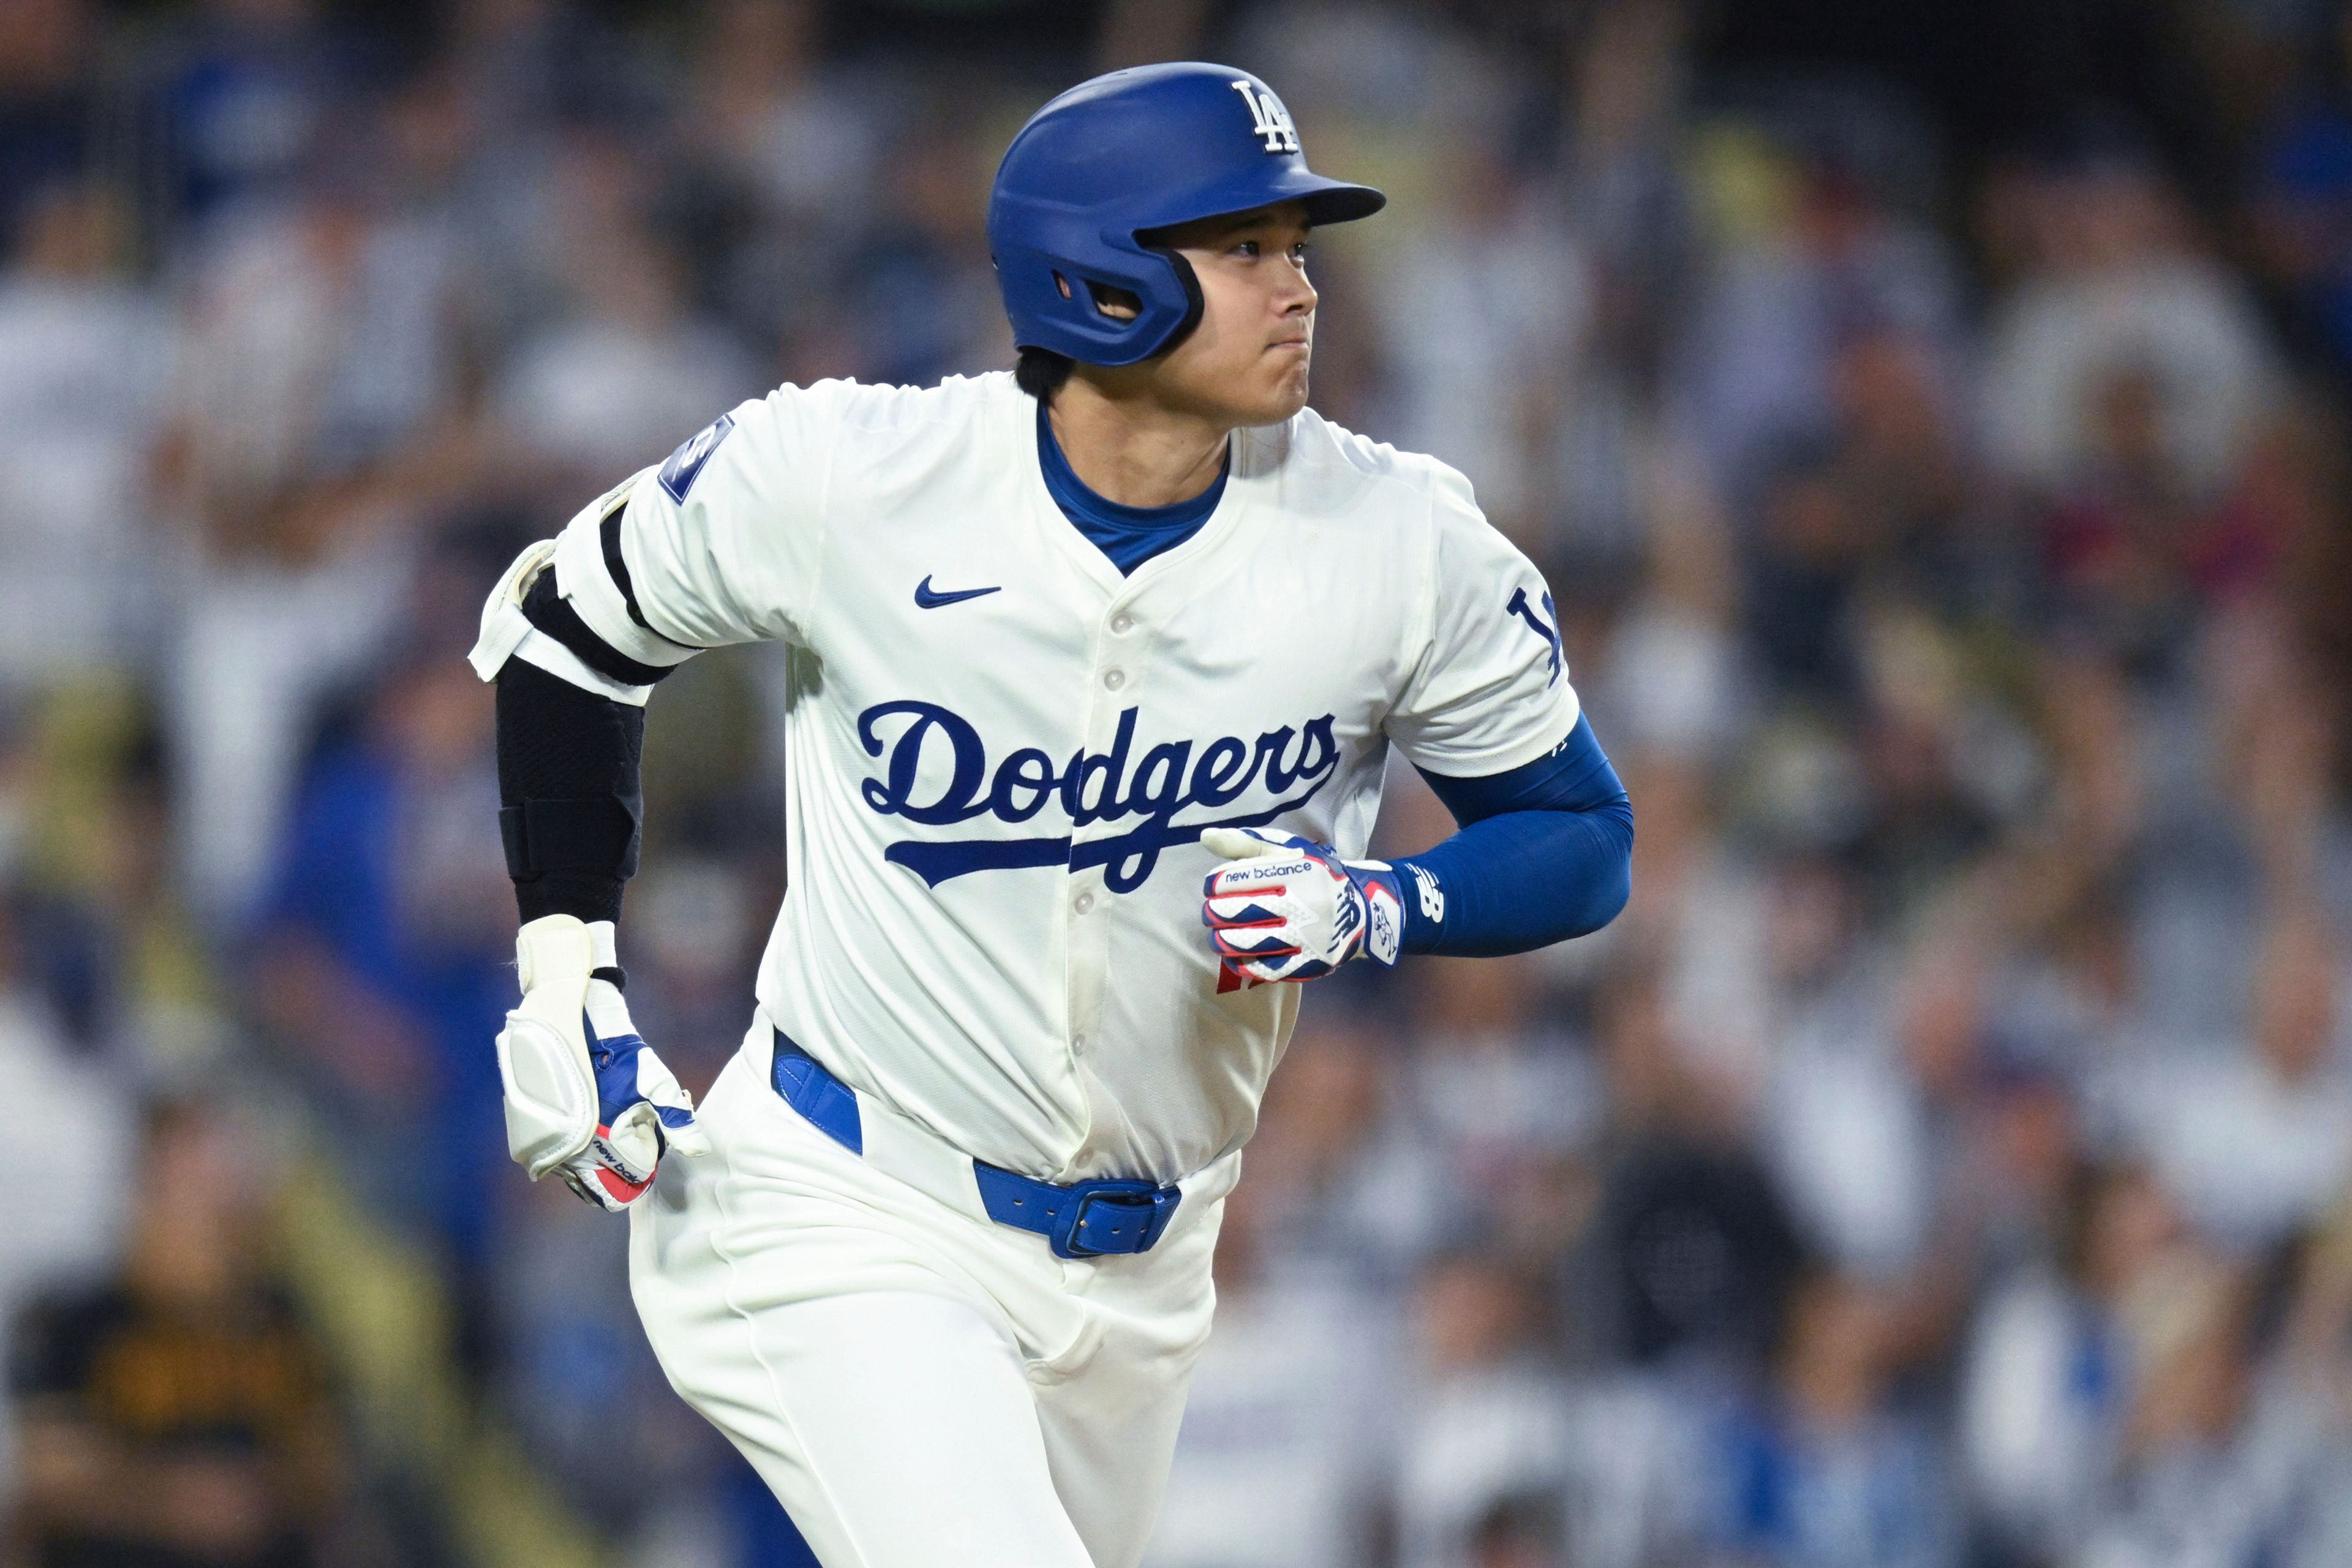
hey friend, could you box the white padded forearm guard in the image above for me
[497,914,601,1178]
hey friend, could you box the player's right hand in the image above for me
[497,914,709,1212]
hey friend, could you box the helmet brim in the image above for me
[1297,180,1388,225]
[1131,170,1387,239]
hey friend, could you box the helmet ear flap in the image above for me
[1140,245,1205,358]
[988,227,1199,364]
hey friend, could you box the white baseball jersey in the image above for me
[474,369,1578,1185]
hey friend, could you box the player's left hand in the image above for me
[1200,827,1405,983]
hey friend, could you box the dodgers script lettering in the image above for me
[857,700,1342,892]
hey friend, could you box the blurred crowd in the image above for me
[7,1,2352,1566]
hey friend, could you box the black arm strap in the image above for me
[521,568,677,687]
[496,658,646,924]
[518,500,703,684]
[603,505,698,648]
[498,797,640,878]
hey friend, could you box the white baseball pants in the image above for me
[630,1026,1232,1567]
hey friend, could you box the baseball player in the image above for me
[469,62,1632,1567]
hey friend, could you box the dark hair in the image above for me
[1015,345,1074,401]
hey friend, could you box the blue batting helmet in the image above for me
[987,62,1386,367]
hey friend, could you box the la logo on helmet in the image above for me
[1231,80,1300,154]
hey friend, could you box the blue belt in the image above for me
[771,1031,1182,1261]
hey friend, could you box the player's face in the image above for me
[1145,201,1319,425]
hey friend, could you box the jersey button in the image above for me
[1102,669,1126,690]
[1074,892,1095,914]
[1072,1033,1088,1054]
[1110,612,1134,635]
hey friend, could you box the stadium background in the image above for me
[9,0,2352,1564]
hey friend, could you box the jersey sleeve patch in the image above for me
[658,412,736,503]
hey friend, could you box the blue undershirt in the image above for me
[1038,402,1226,575]
[1392,713,1634,956]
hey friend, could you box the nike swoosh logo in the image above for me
[914,576,1002,609]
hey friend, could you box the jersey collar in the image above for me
[1002,375,1269,599]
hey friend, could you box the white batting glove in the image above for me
[1200,827,1406,983]
[497,914,709,1212]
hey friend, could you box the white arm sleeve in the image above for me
[1383,464,1582,778]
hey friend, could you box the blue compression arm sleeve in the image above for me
[1392,714,1634,957]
